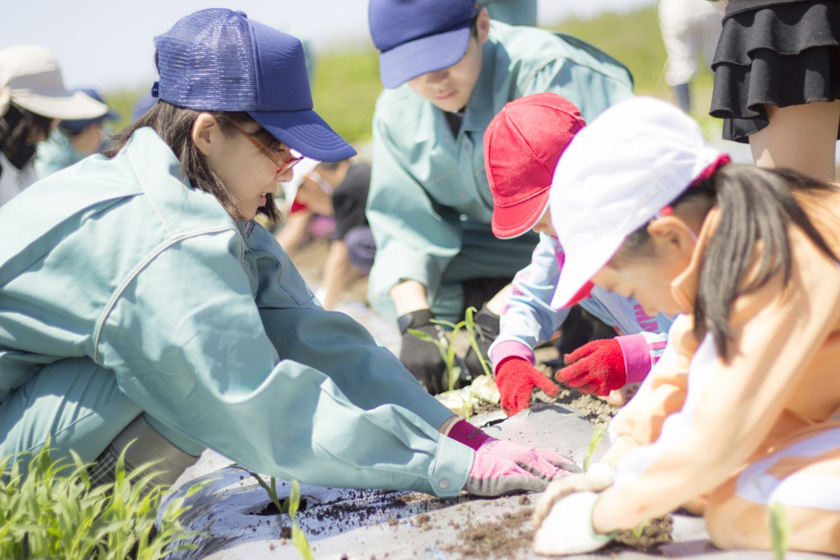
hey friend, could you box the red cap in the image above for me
[484,93,586,239]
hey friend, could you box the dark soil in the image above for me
[442,508,534,560]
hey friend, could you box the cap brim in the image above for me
[550,233,625,309]
[251,108,356,162]
[12,90,108,120]
[379,23,471,89]
[492,190,550,240]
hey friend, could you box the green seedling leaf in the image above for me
[292,525,315,560]
[770,502,789,560]
[632,520,649,539]
[289,479,301,521]
[584,425,607,472]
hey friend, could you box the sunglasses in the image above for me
[224,119,303,175]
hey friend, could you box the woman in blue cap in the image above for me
[0,8,575,498]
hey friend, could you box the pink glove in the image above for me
[555,334,651,396]
[448,419,579,497]
[496,358,560,417]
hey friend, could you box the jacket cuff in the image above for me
[490,340,535,375]
[617,334,652,384]
[431,434,473,497]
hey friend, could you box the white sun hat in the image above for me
[0,45,108,120]
[549,97,726,309]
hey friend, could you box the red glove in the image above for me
[555,338,626,396]
[495,358,560,417]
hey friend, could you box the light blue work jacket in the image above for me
[0,128,471,496]
[367,21,634,318]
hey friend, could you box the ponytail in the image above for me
[687,165,839,360]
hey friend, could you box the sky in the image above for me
[1,0,655,92]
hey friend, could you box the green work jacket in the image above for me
[367,21,634,316]
[0,127,471,496]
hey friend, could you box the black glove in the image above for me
[463,305,500,378]
[398,309,449,394]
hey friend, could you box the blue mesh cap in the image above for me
[153,8,355,162]
[369,0,481,88]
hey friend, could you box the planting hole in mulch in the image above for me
[249,498,309,517]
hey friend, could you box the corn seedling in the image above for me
[0,436,203,560]
[408,321,463,392]
[236,469,314,560]
[583,425,607,473]
[408,306,494,393]
[462,306,493,377]
[631,520,649,540]
[289,479,314,560]
[769,502,789,560]
[233,466,289,515]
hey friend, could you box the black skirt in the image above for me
[709,0,840,143]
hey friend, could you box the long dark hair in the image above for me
[104,101,281,223]
[0,104,54,165]
[623,164,839,360]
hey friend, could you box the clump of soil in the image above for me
[611,515,674,551]
[533,345,618,425]
[442,508,534,560]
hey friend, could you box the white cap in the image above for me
[279,156,322,210]
[0,45,108,120]
[550,97,723,309]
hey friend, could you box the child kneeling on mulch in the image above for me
[533,97,840,556]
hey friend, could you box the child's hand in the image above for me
[532,491,616,556]
[556,334,652,396]
[533,462,615,527]
[495,357,560,416]
[532,463,616,555]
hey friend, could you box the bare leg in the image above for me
[275,210,312,255]
[749,101,840,181]
[321,240,365,311]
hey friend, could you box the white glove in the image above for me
[533,462,615,527]
[532,491,616,556]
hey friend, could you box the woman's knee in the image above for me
[0,358,141,464]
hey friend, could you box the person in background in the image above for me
[709,0,840,181]
[0,8,576,499]
[131,93,157,124]
[35,88,120,177]
[479,0,537,26]
[319,161,375,311]
[366,0,634,394]
[657,0,721,112]
[0,45,107,206]
[531,97,840,556]
[482,93,672,417]
[275,157,335,254]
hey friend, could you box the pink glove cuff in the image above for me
[616,334,652,384]
[448,419,492,451]
[491,340,535,375]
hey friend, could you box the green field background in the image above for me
[105,6,720,146]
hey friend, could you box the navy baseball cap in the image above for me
[369,0,481,89]
[59,89,119,134]
[153,8,355,162]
